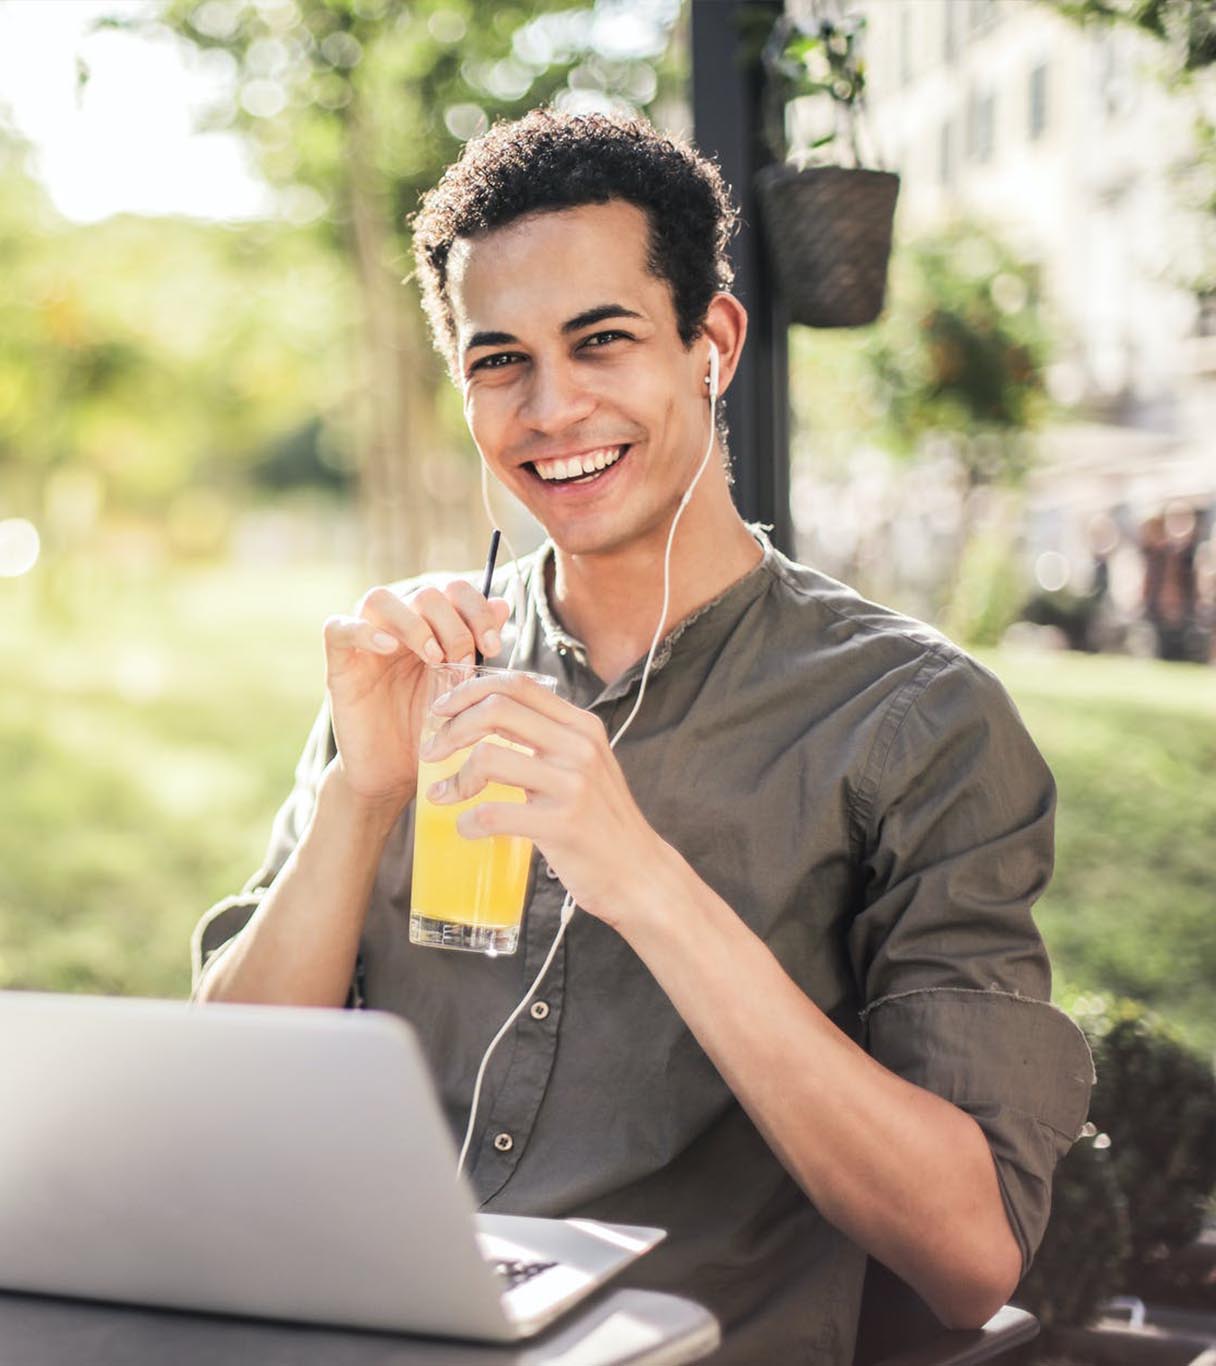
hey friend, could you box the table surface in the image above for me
[0,1285,720,1366]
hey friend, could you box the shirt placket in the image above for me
[466,856,569,1205]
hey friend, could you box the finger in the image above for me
[407,585,478,664]
[323,614,403,657]
[423,690,572,764]
[455,800,551,842]
[426,741,558,805]
[357,586,444,664]
[444,580,506,658]
[432,670,577,730]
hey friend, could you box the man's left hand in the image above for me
[421,672,665,929]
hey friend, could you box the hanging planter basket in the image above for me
[756,162,900,329]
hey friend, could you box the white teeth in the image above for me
[535,446,625,481]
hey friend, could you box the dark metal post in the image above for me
[691,0,792,554]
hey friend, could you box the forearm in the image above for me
[618,844,1022,1328]
[196,761,404,1008]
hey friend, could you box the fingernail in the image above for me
[432,690,453,713]
[483,629,501,655]
[372,631,399,653]
[428,778,450,801]
[424,640,442,663]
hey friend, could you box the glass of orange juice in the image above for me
[409,662,557,956]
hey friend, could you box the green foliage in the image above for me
[125,0,685,576]
[1045,0,1216,294]
[1015,1128,1132,1329]
[1044,0,1216,76]
[1018,998,1216,1329]
[142,0,684,266]
[941,527,1024,647]
[791,222,1053,495]
[0,121,354,518]
[865,225,1052,482]
[1174,112,1216,294]
[1077,998,1216,1271]
[761,11,869,163]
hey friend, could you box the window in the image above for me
[977,90,996,162]
[970,0,1000,37]
[1029,62,1048,141]
[939,119,955,186]
[965,88,997,162]
[943,0,959,64]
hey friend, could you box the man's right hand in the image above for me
[321,581,512,815]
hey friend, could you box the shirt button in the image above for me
[529,1001,550,1021]
[544,863,559,880]
[493,1132,514,1153]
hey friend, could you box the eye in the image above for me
[578,329,632,350]
[468,351,524,374]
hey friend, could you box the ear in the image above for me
[699,294,748,400]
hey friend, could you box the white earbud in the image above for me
[706,345,720,403]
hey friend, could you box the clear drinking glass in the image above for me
[408,662,557,956]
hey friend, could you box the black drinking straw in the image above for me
[473,527,501,666]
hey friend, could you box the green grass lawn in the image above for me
[980,647,1216,1057]
[2,563,1212,1054]
[0,559,359,999]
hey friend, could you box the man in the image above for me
[194,111,1092,1363]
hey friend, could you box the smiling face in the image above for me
[450,201,720,560]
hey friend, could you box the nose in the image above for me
[518,358,597,436]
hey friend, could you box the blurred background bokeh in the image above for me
[0,0,1211,1041]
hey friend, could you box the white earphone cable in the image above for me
[457,355,720,1179]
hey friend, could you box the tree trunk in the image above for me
[347,96,425,583]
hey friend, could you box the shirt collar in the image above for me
[526,526,778,700]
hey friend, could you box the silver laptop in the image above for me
[0,991,664,1341]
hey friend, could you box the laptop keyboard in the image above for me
[492,1257,557,1290]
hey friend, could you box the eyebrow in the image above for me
[463,304,645,353]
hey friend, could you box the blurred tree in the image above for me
[790,221,1052,635]
[1046,0,1215,76]
[792,223,1052,482]
[1045,0,1216,295]
[0,116,351,539]
[863,225,1052,485]
[124,0,685,577]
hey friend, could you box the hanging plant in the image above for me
[756,8,899,328]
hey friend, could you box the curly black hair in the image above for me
[411,108,739,376]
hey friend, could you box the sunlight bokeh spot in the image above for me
[0,518,41,577]
[112,648,168,705]
[1035,551,1071,593]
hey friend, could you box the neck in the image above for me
[547,463,763,683]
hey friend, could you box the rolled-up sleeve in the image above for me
[190,702,335,992]
[850,649,1094,1269]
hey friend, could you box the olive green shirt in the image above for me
[194,531,1093,1364]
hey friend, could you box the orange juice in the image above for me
[410,742,533,932]
[407,661,556,955]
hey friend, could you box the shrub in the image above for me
[1082,999,1216,1274]
[1015,1125,1131,1329]
[1017,996,1216,1329]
